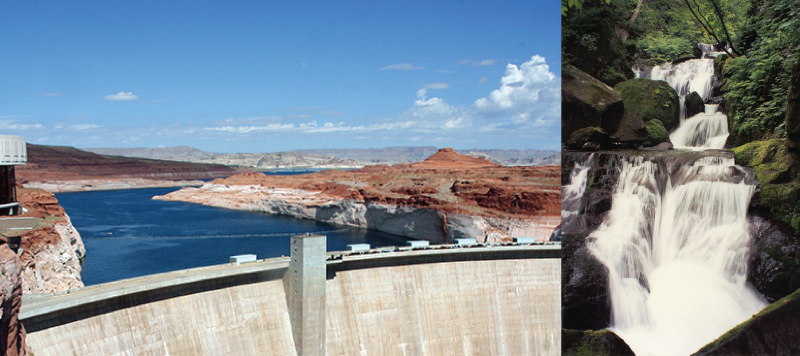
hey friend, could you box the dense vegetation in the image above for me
[564,0,800,230]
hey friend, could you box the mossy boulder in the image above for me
[614,78,680,131]
[563,329,635,356]
[693,287,800,356]
[732,139,800,232]
[566,127,612,151]
[562,67,625,143]
[644,119,669,147]
[685,91,705,118]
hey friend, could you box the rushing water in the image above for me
[644,45,730,149]
[586,155,766,355]
[576,43,767,355]
[57,187,407,285]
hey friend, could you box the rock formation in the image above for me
[7,187,85,293]
[562,329,634,356]
[155,148,561,243]
[0,245,29,356]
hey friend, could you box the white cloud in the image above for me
[38,93,66,97]
[317,111,344,116]
[473,55,559,120]
[423,82,449,89]
[71,124,102,130]
[479,77,488,84]
[381,63,424,71]
[460,59,495,66]
[104,92,140,101]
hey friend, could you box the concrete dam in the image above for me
[20,237,560,356]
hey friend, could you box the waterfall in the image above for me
[587,155,767,355]
[669,105,729,149]
[642,56,728,149]
[562,154,594,232]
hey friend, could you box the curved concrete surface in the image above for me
[22,244,560,355]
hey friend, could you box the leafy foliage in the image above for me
[724,0,800,146]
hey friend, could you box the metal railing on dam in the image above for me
[21,241,561,356]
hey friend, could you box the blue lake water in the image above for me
[56,186,406,285]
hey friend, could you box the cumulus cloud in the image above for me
[104,92,140,101]
[381,63,424,71]
[473,55,558,119]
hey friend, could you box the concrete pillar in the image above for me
[289,234,326,356]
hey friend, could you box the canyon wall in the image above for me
[155,184,558,243]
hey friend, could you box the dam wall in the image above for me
[21,244,560,356]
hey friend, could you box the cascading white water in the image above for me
[562,154,594,231]
[670,104,729,149]
[588,155,767,355]
[643,51,729,149]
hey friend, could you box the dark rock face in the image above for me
[692,287,800,356]
[562,67,625,143]
[614,78,681,131]
[748,214,800,302]
[562,234,612,331]
[563,329,635,356]
[786,59,800,151]
[566,127,611,151]
[685,91,705,118]
[608,110,648,146]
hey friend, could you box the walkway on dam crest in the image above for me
[21,243,561,321]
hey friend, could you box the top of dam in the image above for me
[20,242,560,322]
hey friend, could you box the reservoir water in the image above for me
[56,186,407,285]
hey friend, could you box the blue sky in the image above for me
[0,1,561,153]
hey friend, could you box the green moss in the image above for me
[563,329,632,356]
[644,119,668,146]
[614,79,680,130]
[731,139,800,233]
[698,287,800,352]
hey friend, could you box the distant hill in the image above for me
[84,146,560,167]
[18,144,236,182]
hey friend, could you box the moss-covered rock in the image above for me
[693,287,800,356]
[563,329,635,356]
[614,78,680,131]
[562,67,625,143]
[644,119,669,147]
[685,91,705,118]
[732,139,800,232]
[566,127,612,151]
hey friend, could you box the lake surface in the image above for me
[56,186,406,285]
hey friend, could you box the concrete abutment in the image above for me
[20,242,560,355]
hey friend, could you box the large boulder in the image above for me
[614,78,681,131]
[563,329,635,356]
[786,59,800,151]
[685,91,705,118]
[562,67,625,143]
[692,287,800,356]
[608,109,648,146]
[748,214,800,302]
[562,234,611,330]
[0,244,29,356]
[732,140,800,232]
[566,127,611,151]
[644,119,669,147]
